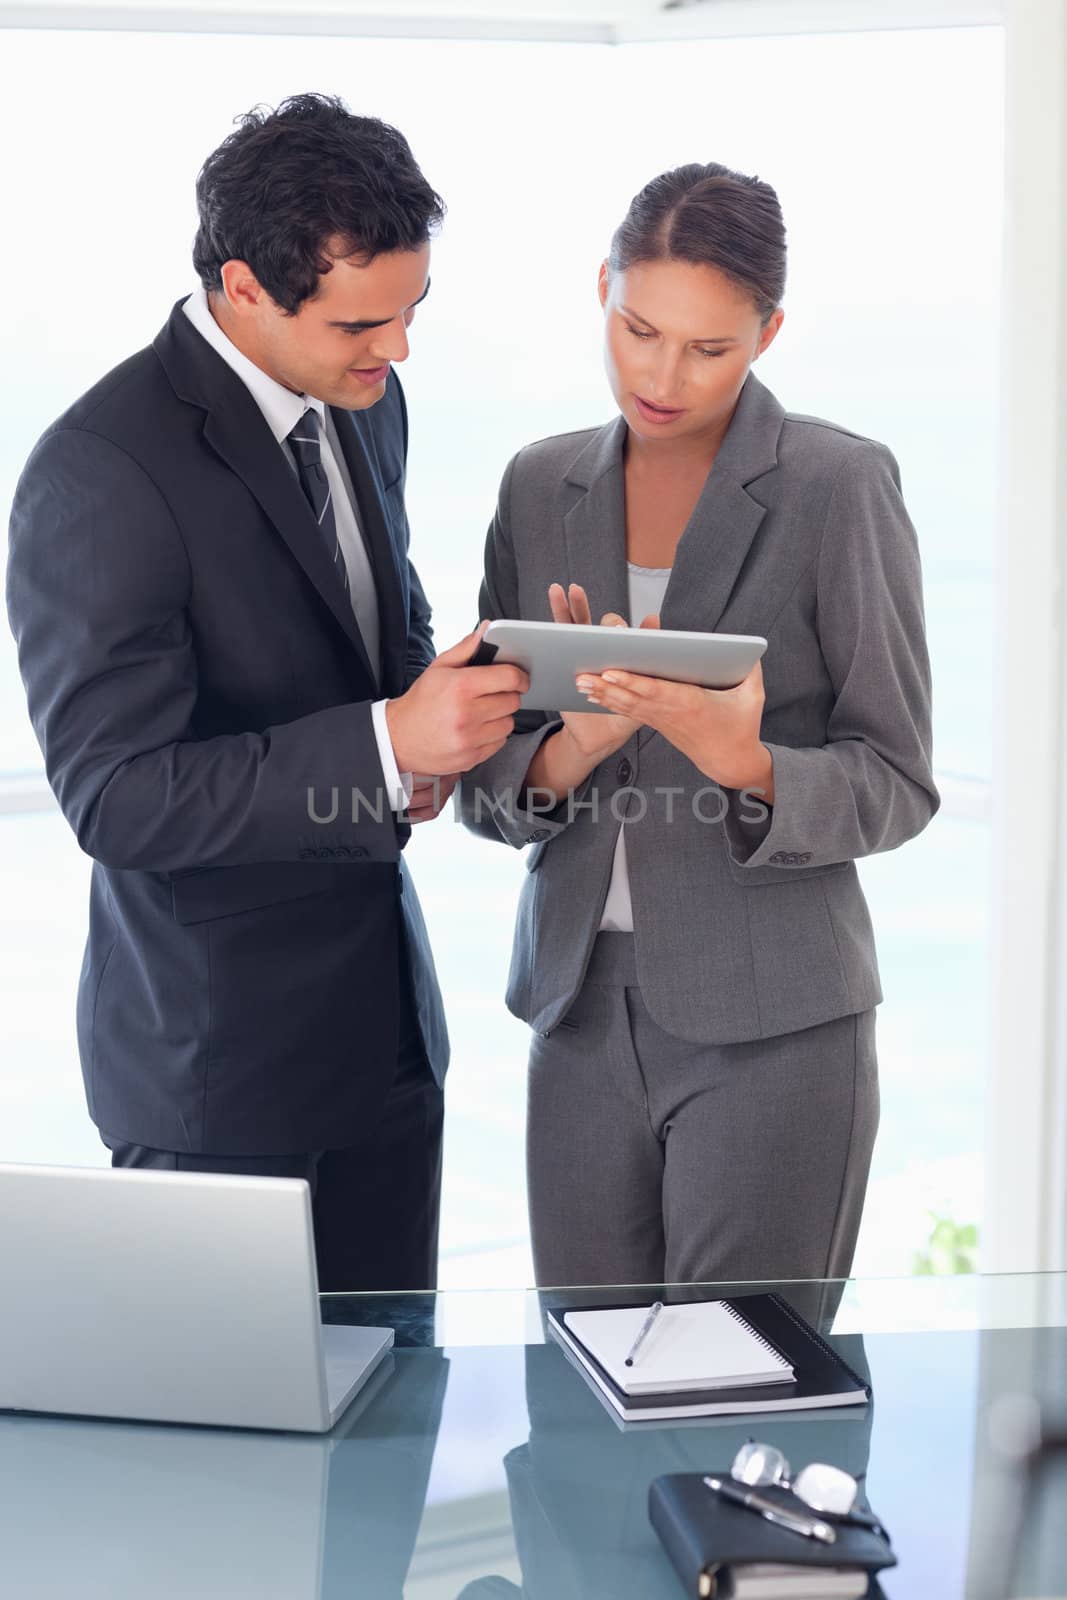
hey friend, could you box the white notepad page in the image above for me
[563,1301,795,1396]
[732,1569,868,1600]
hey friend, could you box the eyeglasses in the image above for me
[731,1440,890,1542]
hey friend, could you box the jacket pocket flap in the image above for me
[170,861,346,925]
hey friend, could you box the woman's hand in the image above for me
[549,582,657,760]
[576,658,775,800]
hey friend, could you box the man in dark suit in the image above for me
[5,93,526,1290]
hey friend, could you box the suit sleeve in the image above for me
[405,556,435,685]
[724,440,940,871]
[390,373,435,684]
[6,426,402,872]
[457,453,578,849]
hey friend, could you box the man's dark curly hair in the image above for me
[192,92,445,315]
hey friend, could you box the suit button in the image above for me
[349,845,369,859]
[616,758,633,785]
[529,829,550,843]
[298,848,314,861]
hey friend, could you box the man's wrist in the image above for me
[383,697,414,780]
[373,699,413,812]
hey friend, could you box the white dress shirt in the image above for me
[598,563,672,933]
[182,288,408,810]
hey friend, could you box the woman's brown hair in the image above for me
[608,163,786,323]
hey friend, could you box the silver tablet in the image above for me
[478,619,767,714]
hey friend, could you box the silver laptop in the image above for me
[0,1163,394,1432]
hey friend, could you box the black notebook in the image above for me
[649,1471,897,1598]
[545,1294,869,1423]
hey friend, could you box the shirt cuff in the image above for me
[371,699,412,814]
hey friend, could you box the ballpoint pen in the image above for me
[702,1476,837,1545]
[623,1300,664,1366]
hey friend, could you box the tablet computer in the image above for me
[471,619,766,714]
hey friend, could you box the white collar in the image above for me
[182,286,326,443]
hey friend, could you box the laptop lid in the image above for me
[0,1163,331,1432]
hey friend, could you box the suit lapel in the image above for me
[562,416,631,623]
[585,372,783,751]
[562,379,785,637]
[154,300,379,688]
[658,373,784,635]
[643,377,784,748]
[200,402,378,687]
[657,477,768,634]
[330,407,408,700]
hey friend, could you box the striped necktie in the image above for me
[286,409,349,599]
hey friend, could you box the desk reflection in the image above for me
[459,1325,875,1600]
[0,1350,448,1600]
[14,1303,1065,1598]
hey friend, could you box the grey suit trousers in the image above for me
[527,934,878,1289]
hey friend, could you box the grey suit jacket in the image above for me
[459,372,939,1044]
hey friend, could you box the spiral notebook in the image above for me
[546,1294,869,1423]
[564,1301,793,1396]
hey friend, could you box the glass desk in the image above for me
[2,1274,1065,1599]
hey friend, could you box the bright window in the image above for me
[0,24,999,1283]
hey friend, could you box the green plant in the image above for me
[911,1211,979,1276]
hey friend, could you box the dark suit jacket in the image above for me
[6,298,448,1154]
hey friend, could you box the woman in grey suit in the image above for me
[462,163,938,1288]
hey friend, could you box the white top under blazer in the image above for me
[598,563,672,933]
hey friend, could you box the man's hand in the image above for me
[405,774,458,824]
[385,621,529,777]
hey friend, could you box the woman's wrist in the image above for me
[690,735,774,799]
[524,724,619,807]
[558,721,630,767]
[720,741,775,803]
[524,728,590,808]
